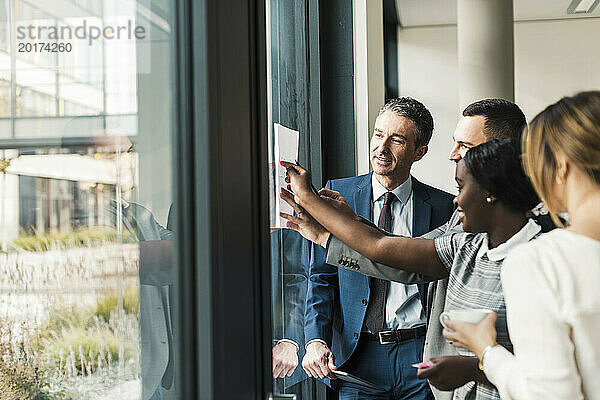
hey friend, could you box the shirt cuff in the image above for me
[433,234,454,272]
[276,339,299,352]
[483,344,513,386]
[324,233,333,250]
[305,338,328,349]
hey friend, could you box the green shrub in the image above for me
[11,227,136,252]
[0,324,71,400]
[40,326,136,374]
[37,306,96,335]
[0,360,70,400]
[24,289,139,378]
[95,289,139,323]
[0,287,140,398]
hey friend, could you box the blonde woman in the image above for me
[443,91,600,399]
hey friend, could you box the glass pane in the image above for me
[0,0,10,119]
[0,1,178,399]
[14,2,58,117]
[267,0,317,398]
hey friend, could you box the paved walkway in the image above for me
[96,379,140,400]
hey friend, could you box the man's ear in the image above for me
[414,145,428,162]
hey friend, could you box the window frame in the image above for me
[171,0,271,398]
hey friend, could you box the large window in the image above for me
[0,0,354,397]
[0,1,178,398]
[266,0,325,399]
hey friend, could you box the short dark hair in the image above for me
[463,138,539,213]
[378,97,434,148]
[462,99,526,141]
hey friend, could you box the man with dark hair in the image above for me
[461,99,526,141]
[289,99,531,400]
[302,97,454,399]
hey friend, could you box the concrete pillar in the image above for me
[353,0,385,174]
[457,0,514,110]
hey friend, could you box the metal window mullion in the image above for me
[9,0,16,136]
[171,0,204,398]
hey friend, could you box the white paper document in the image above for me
[272,123,299,228]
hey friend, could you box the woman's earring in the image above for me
[486,197,493,204]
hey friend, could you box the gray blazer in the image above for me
[325,209,461,400]
[117,203,175,400]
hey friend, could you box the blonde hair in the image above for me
[523,91,600,226]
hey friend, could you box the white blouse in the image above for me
[483,229,600,399]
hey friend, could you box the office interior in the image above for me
[0,0,598,399]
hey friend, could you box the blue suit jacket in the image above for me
[304,173,454,372]
[271,229,310,387]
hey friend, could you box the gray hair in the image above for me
[378,97,434,148]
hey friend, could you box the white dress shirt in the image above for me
[483,229,600,399]
[371,175,426,329]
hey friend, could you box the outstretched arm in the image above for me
[281,162,447,279]
[326,235,437,283]
[282,188,441,283]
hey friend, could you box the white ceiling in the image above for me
[395,0,600,27]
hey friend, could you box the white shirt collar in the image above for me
[481,218,541,261]
[371,174,412,205]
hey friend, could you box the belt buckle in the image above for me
[377,330,396,345]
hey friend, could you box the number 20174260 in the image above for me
[18,42,73,53]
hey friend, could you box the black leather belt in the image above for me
[362,325,427,345]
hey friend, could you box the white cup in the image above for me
[439,309,493,330]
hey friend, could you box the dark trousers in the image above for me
[337,335,433,400]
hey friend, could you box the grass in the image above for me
[40,326,131,374]
[95,289,139,323]
[11,227,136,252]
[0,322,71,400]
[0,358,69,400]
[30,290,139,375]
[0,289,140,398]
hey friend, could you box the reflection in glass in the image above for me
[0,0,175,399]
[267,0,316,398]
[0,0,10,118]
[0,143,142,399]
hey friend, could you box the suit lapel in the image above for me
[411,178,431,237]
[352,173,373,220]
[411,178,433,309]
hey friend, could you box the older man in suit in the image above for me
[298,98,454,399]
